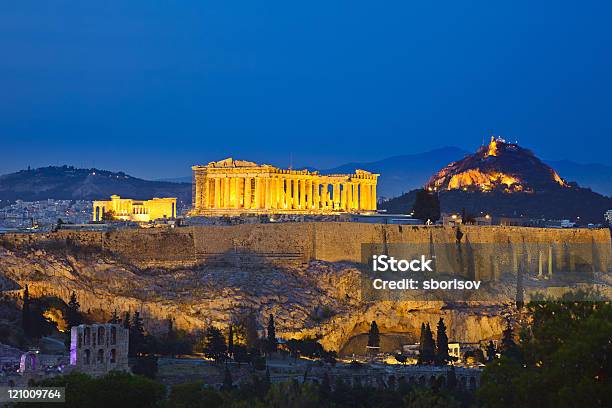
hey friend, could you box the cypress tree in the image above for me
[412,189,441,223]
[486,340,497,362]
[130,311,145,357]
[419,323,436,364]
[22,285,31,337]
[123,311,131,330]
[436,318,449,365]
[228,325,234,357]
[167,318,175,341]
[267,314,277,353]
[65,291,82,328]
[419,322,425,346]
[500,319,520,360]
[367,321,380,349]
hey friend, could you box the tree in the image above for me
[22,285,31,337]
[168,382,224,408]
[203,327,227,362]
[233,310,260,349]
[65,291,82,329]
[412,189,441,223]
[405,388,461,408]
[479,295,612,408]
[31,371,165,408]
[108,309,120,324]
[418,323,436,364]
[167,318,175,341]
[486,340,497,362]
[266,314,277,353]
[123,311,131,330]
[500,319,520,361]
[367,320,380,350]
[227,324,234,357]
[129,311,145,357]
[436,318,449,365]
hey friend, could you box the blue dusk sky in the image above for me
[1,1,611,179]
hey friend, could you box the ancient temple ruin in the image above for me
[190,158,379,215]
[70,323,129,376]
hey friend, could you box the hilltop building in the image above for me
[190,158,379,216]
[92,195,176,222]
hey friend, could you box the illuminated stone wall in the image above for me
[3,224,609,279]
[92,195,177,222]
[190,158,379,215]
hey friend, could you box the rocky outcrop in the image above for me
[1,224,608,352]
[0,246,509,352]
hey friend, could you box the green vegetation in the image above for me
[265,314,277,354]
[478,295,612,407]
[411,189,440,222]
[417,323,436,365]
[20,371,165,408]
[160,376,465,408]
[202,326,227,362]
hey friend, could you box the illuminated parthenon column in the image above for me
[190,158,378,216]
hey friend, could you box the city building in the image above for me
[544,219,575,228]
[604,209,612,224]
[190,158,379,216]
[92,195,177,222]
[448,342,461,362]
[441,213,462,226]
[70,324,129,376]
[0,199,91,230]
[351,213,423,225]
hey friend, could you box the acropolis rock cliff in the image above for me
[1,223,609,351]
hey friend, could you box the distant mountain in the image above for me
[156,176,192,183]
[0,166,192,204]
[380,138,612,223]
[321,147,469,199]
[545,160,612,197]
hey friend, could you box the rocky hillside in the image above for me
[5,223,602,352]
[0,166,191,204]
[0,243,509,353]
[426,137,569,193]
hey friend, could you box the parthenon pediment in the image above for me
[207,158,259,168]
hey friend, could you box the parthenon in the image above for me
[190,158,378,215]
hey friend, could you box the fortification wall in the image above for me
[1,224,610,277]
